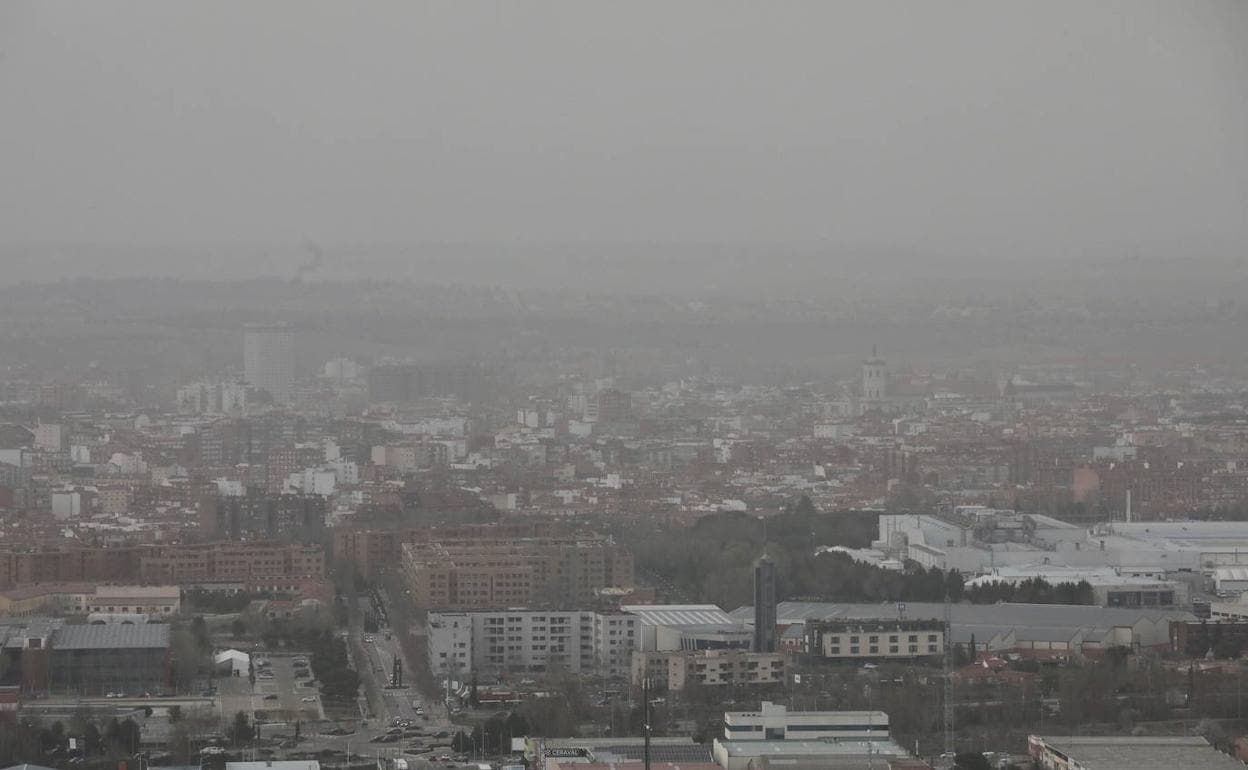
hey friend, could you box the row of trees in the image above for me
[304,629,361,703]
[623,498,1105,609]
[0,715,143,768]
[621,500,892,608]
[965,577,1096,605]
[450,711,531,755]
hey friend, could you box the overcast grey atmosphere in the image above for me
[9,5,1248,765]
[2,0,1247,287]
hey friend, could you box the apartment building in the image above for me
[426,609,638,679]
[0,547,146,590]
[201,492,327,543]
[332,520,595,581]
[0,584,183,618]
[402,536,633,609]
[139,542,325,590]
[804,619,944,661]
[631,649,786,691]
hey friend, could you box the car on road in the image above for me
[371,734,400,743]
[364,635,375,643]
[264,694,280,700]
[105,692,124,698]
[434,731,451,739]
[300,696,317,702]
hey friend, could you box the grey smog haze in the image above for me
[0,0,1246,284]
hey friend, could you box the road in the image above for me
[346,586,451,738]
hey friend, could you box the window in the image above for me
[869,646,878,654]
[850,646,859,654]
[889,635,898,643]
[889,645,898,654]
[928,634,938,642]
[908,635,918,643]
[909,645,918,654]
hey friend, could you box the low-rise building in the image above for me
[1028,735,1242,770]
[0,583,181,618]
[630,649,785,691]
[712,702,906,770]
[804,619,944,661]
[49,623,171,696]
[723,702,888,742]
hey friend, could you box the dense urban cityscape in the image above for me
[2,272,1248,770]
[4,2,1248,770]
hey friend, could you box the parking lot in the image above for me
[217,652,324,723]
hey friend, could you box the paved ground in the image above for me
[218,652,324,724]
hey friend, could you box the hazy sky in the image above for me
[2,1,1246,260]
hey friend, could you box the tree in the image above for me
[171,625,206,692]
[945,569,965,601]
[469,674,481,709]
[954,752,991,770]
[83,722,103,755]
[168,705,183,723]
[104,718,141,757]
[451,730,473,754]
[190,616,211,652]
[231,619,246,639]
[230,711,252,746]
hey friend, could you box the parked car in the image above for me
[264,694,280,700]
[300,696,317,703]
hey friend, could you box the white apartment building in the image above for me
[723,702,888,742]
[426,610,638,679]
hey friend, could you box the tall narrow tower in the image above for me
[243,323,295,403]
[862,345,887,402]
[753,555,777,653]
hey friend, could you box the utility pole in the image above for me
[943,595,954,759]
[643,677,652,770]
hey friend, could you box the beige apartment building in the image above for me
[403,536,633,609]
[632,649,787,691]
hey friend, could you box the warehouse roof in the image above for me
[1032,735,1243,769]
[732,601,1193,629]
[713,738,910,758]
[622,604,737,627]
[54,623,170,650]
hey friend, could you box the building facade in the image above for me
[426,609,639,679]
[49,623,171,696]
[202,492,327,543]
[804,619,944,661]
[243,323,295,403]
[402,536,633,609]
[631,649,786,691]
[723,702,888,741]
